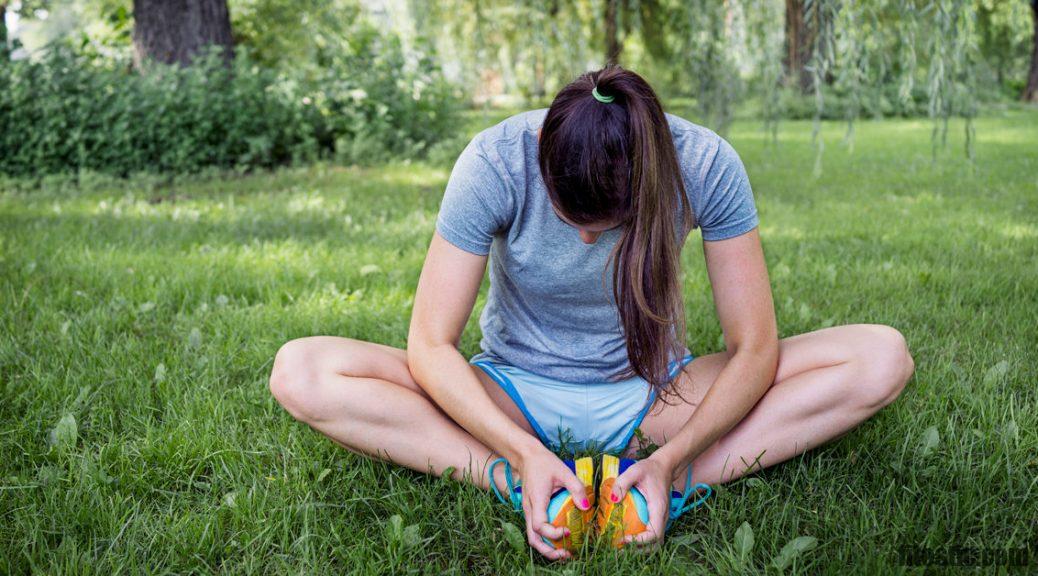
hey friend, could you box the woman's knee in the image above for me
[269,337,335,423]
[853,324,914,409]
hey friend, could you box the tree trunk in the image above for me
[132,0,234,68]
[604,0,623,65]
[784,0,814,93]
[1024,0,1038,102]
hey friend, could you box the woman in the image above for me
[269,67,914,560]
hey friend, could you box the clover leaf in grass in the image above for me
[983,360,1010,387]
[771,535,818,571]
[734,522,754,568]
[918,426,940,458]
[386,514,423,549]
[188,327,202,350]
[48,413,78,451]
[500,521,526,554]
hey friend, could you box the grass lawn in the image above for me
[2,108,1037,574]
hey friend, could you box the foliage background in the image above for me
[2,0,1036,177]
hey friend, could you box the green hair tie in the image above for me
[592,86,615,104]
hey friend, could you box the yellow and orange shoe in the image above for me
[594,454,713,548]
[488,456,595,553]
[594,454,650,548]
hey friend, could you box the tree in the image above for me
[132,0,233,67]
[605,0,623,64]
[784,0,815,92]
[231,0,359,73]
[1024,0,1038,101]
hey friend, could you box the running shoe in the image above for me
[488,456,595,552]
[595,454,712,548]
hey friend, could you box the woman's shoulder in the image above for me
[663,113,757,241]
[457,109,546,195]
[664,112,747,188]
[663,112,726,160]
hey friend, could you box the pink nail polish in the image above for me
[611,493,619,503]
[581,498,590,509]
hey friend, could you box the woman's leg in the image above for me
[268,336,535,489]
[630,324,915,487]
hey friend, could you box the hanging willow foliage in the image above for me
[747,0,784,145]
[426,0,597,103]
[681,0,742,137]
[805,0,839,177]
[833,0,866,153]
[416,0,982,169]
[898,0,919,112]
[955,0,978,165]
[927,0,979,163]
[800,0,979,174]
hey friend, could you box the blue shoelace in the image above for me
[667,463,712,528]
[488,457,523,511]
[487,456,712,528]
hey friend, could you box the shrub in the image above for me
[0,31,460,178]
[0,46,318,177]
[308,23,460,165]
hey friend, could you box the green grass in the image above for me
[2,109,1037,574]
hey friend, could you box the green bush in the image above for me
[777,83,933,120]
[0,47,316,176]
[309,24,460,164]
[0,32,459,178]
[776,76,1013,121]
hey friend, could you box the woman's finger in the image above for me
[624,530,664,552]
[526,525,567,559]
[610,464,642,503]
[559,470,591,510]
[641,480,669,546]
[525,485,572,558]
[526,490,550,538]
[536,521,569,541]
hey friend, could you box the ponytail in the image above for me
[539,66,691,390]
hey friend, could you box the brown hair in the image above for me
[538,65,691,390]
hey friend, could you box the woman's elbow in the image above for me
[758,339,780,381]
[406,340,432,382]
[732,334,779,382]
[405,335,452,388]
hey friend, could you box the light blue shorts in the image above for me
[472,355,695,454]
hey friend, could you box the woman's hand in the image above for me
[607,455,673,548]
[516,447,591,561]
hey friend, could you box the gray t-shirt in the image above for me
[435,109,758,384]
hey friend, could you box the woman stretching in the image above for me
[269,66,914,560]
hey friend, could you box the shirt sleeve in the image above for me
[435,136,514,256]
[693,137,759,241]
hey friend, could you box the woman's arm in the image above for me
[407,232,589,560]
[651,228,778,476]
[609,228,778,545]
[407,232,543,467]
